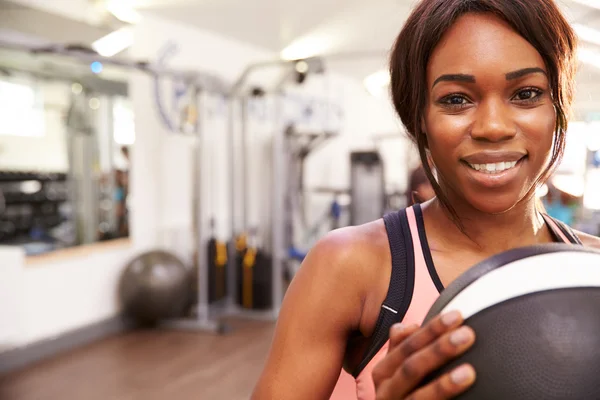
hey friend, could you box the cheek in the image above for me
[517,105,556,159]
[423,111,470,163]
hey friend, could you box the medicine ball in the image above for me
[119,250,191,326]
[423,243,600,400]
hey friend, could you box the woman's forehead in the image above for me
[427,13,547,81]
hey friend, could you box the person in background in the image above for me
[407,165,436,206]
[542,183,579,226]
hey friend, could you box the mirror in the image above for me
[0,48,133,256]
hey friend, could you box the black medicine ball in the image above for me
[423,243,600,400]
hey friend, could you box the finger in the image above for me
[389,323,419,349]
[373,324,418,389]
[406,363,476,400]
[383,311,465,372]
[383,325,475,397]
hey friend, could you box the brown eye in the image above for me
[518,90,534,100]
[449,96,466,104]
[442,95,468,105]
[514,88,542,102]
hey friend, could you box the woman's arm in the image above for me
[252,227,379,400]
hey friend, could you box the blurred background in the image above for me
[0,0,600,399]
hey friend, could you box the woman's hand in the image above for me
[372,311,476,400]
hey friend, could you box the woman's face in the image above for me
[424,13,555,215]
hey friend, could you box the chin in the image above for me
[464,192,523,215]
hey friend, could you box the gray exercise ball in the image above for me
[119,250,191,325]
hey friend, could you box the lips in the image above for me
[460,152,527,189]
[461,151,526,165]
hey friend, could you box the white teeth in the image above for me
[468,161,518,173]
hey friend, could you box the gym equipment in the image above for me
[226,53,387,318]
[0,171,72,253]
[119,250,191,325]
[208,219,228,303]
[349,151,385,226]
[65,88,101,245]
[283,127,339,265]
[423,243,600,399]
[236,229,273,310]
[164,90,229,334]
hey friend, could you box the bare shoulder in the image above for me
[252,219,391,399]
[573,229,600,249]
[302,218,390,286]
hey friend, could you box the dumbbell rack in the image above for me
[0,171,72,255]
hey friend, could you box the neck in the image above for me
[423,194,549,255]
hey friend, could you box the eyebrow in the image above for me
[505,67,547,80]
[432,67,547,88]
[432,74,475,88]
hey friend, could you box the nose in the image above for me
[470,99,517,142]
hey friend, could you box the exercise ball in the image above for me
[423,243,600,399]
[119,250,191,325]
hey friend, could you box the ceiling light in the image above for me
[364,70,391,97]
[92,27,134,57]
[106,1,142,24]
[281,37,332,61]
[295,61,309,74]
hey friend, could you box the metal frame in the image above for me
[226,61,297,320]
[226,58,344,319]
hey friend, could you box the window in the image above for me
[0,79,45,137]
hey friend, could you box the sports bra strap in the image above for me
[541,214,583,245]
[352,208,415,378]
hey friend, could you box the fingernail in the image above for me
[441,311,461,326]
[451,365,475,385]
[391,323,406,334]
[450,327,473,346]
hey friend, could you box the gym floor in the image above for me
[0,319,274,400]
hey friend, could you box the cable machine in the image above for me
[227,56,345,319]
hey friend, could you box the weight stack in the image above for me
[236,242,273,310]
[207,238,228,304]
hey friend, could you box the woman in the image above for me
[252,1,600,399]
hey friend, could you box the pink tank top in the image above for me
[329,205,575,400]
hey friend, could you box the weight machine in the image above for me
[226,57,344,319]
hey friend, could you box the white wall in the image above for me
[0,247,25,350]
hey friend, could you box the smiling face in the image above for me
[424,13,556,215]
